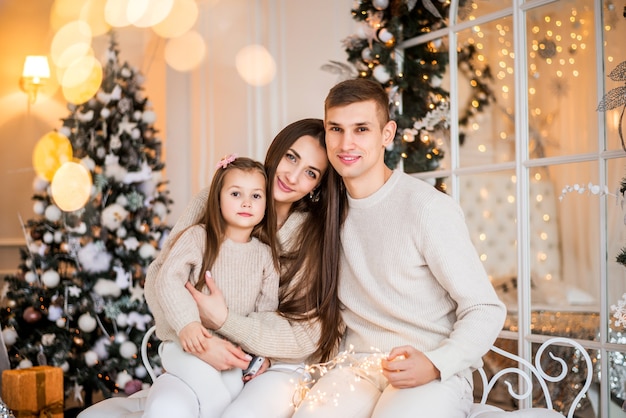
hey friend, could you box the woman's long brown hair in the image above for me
[264,119,347,362]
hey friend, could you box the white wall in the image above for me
[163,0,355,222]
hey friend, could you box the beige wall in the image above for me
[0,0,354,273]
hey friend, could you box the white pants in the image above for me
[77,363,305,418]
[292,366,473,418]
[157,341,243,418]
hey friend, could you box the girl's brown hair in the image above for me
[265,118,347,362]
[195,157,278,290]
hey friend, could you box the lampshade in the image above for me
[22,56,50,81]
[20,56,51,104]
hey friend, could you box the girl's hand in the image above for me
[381,345,441,389]
[193,336,252,371]
[185,272,228,329]
[242,357,271,383]
[179,322,212,353]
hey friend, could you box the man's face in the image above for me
[324,100,394,185]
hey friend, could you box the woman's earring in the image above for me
[309,188,320,203]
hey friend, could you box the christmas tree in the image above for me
[0,34,171,405]
[329,0,495,186]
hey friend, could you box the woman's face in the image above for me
[273,135,328,205]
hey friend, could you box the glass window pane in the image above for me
[531,162,600,340]
[457,16,514,168]
[601,1,626,152]
[526,0,598,158]
[457,0,512,23]
[459,171,517,311]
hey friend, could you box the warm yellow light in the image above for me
[20,56,51,104]
[51,162,92,212]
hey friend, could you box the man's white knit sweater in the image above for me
[339,170,506,382]
[145,225,279,344]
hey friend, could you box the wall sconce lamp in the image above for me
[19,55,50,104]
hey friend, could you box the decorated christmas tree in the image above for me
[328,0,495,186]
[0,34,171,405]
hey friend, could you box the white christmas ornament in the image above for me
[43,232,54,244]
[135,365,147,379]
[373,65,391,84]
[78,313,97,333]
[100,107,111,118]
[24,271,37,284]
[94,337,111,360]
[84,350,99,366]
[116,370,133,388]
[114,333,128,344]
[142,110,156,124]
[93,278,122,298]
[139,243,157,259]
[116,312,129,328]
[119,341,138,359]
[44,205,62,222]
[377,28,394,44]
[373,0,389,9]
[47,305,63,322]
[361,47,374,62]
[133,110,142,121]
[54,231,63,243]
[56,318,66,328]
[2,328,18,346]
[42,270,61,288]
[78,242,113,273]
[101,203,129,231]
[19,359,33,369]
[117,227,128,239]
[60,361,70,372]
[33,201,45,215]
[33,176,49,192]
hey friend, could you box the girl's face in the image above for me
[273,135,328,205]
[220,169,267,237]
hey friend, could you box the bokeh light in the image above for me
[164,30,206,72]
[62,57,103,104]
[235,44,277,86]
[50,21,93,68]
[80,0,111,36]
[151,0,198,38]
[51,162,93,212]
[127,0,174,28]
[104,0,132,27]
[32,132,73,181]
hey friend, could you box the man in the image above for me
[293,78,506,417]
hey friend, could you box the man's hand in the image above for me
[185,272,228,329]
[381,345,441,388]
[193,336,252,371]
[178,321,212,353]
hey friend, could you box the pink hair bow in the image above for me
[216,153,238,169]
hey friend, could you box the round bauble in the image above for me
[19,359,33,369]
[116,312,129,328]
[56,317,67,328]
[60,361,70,372]
[2,328,18,346]
[84,350,99,366]
[43,232,54,244]
[78,313,97,333]
[372,0,389,9]
[33,200,45,215]
[373,65,391,84]
[44,205,62,222]
[24,271,37,284]
[116,370,132,389]
[42,270,61,288]
[23,307,42,323]
[114,333,128,344]
[119,341,138,359]
[134,365,147,379]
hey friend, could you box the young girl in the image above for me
[144,155,280,418]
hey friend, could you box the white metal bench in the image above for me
[84,327,593,417]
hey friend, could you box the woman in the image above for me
[79,118,346,418]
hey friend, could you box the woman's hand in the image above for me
[178,321,212,353]
[381,345,440,388]
[193,335,252,371]
[185,272,228,329]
